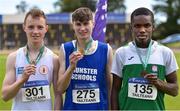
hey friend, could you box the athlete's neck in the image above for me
[77,37,93,49]
[135,39,151,48]
[27,42,44,52]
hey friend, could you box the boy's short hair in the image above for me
[131,7,154,24]
[72,7,93,22]
[24,8,47,24]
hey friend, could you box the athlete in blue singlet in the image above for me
[57,7,113,110]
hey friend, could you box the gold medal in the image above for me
[78,47,85,55]
[31,60,36,65]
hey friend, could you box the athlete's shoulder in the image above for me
[7,51,17,61]
[63,41,74,47]
[42,47,53,58]
[154,41,173,53]
[8,47,24,59]
[62,41,74,51]
[115,42,132,54]
[97,40,109,50]
[52,53,59,61]
[97,40,106,45]
[7,47,24,65]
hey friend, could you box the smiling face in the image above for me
[71,7,94,42]
[23,15,48,45]
[131,15,154,47]
[72,20,94,41]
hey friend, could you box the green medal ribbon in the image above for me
[26,45,45,65]
[134,40,153,70]
[74,37,93,55]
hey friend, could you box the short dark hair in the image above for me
[72,7,93,22]
[24,8,46,24]
[131,7,154,24]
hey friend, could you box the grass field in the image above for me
[0,52,180,110]
[0,54,12,110]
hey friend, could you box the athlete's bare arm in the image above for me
[106,45,113,109]
[52,53,63,110]
[57,46,83,94]
[145,71,178,96]
[1,51,36,101]
[111,75,122,110]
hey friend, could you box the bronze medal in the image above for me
[141,70,147,77]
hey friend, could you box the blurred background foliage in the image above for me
[16,0,180,40]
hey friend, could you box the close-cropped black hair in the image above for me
[131,7,154,24]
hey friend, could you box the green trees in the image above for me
[54,0,96,12]
[153,0,180,39]
[53,0,125,12]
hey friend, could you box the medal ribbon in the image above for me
[74,37,93,55]
[26,45,45,65]
[134,40,153,70]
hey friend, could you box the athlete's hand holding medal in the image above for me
[22,62,36,82]
[22,45,44,81]
[144,73,158,85]
[140,70,158,85]
[70,39,95,69]
[70,47,84,69]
